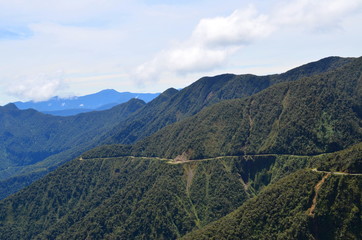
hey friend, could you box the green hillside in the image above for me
[182,143,362,240]
[0,144,360,239]
[106,56,353,145]
[0,56,353,200]
[129,56,362,158]
[0,155,277,239]
[0,99,145,199]
[0,56,360,239]
[183,170,362,240]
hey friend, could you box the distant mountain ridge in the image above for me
[0,99,146,198]
[13,89,160,116]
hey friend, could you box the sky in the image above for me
[0,0,361,105]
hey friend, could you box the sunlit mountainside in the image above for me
[0,56,361,239]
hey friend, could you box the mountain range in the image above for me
[0,56,353,200]
[0,56,361,239]
[0,99,145,198]
[13,89,160,116]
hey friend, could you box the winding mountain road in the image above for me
[80,155,362,176]
[310,168,362,176]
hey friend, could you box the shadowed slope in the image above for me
[0,99,145,199]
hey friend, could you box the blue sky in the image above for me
[0,0,361,104]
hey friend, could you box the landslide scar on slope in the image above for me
[308,173,330,217]
[183,163,197,196]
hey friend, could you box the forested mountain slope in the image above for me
[128,56,362,158]
[0,56,353,200]
[0,143,360,239]
[182,143,362,240]
[0,99,145,198]
[105,56,353,145]
[0,155,260,239]
[0,57,360,239]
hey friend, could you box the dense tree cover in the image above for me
[311,175,362,239]
[182,142,362,239]
[130,57,362,159]
[0,155,285,239]
[1,142,360,239]
[309,142,362,173]
[0,98,145,173]
[182,170,320,240]
[0,99,145,199]
[0,140,362,239]
[82,56,362,162]
[105,56,353,146]
[0,56,360,239]
[182,171,362,240]
[0,171,46,199]
[272,56,353,84]
[0,56,353,200]
[81,144,134,159]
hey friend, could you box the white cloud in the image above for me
[134,0,362,86]
[135,46,230,78]
[6,71,67,102]
[273,0,362,31]
[134,46,231,86]
[192,7,273,47]
[133,6,272,84]
[0,22,127,103]
[0,0,361,104]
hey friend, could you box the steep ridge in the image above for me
[0,155,276,239]
[0,99,145,199]
[0,143,360,239]
[105,56,354,145]
[182,143,362,240]
[128,57,362,158]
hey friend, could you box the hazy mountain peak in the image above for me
[1,103,18,111]
[12,89,160,116]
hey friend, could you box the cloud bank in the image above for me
[6,71,67,102]
[134,0,362,85]
[0,0,361,103]
[134,6,272,84]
